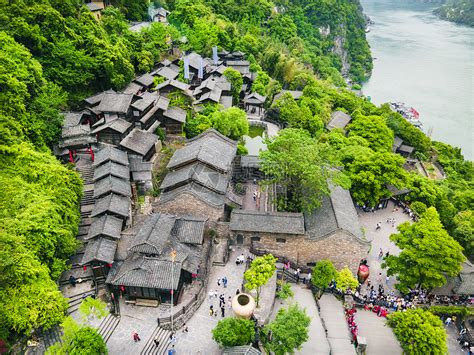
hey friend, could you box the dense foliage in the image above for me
[212,318,255,347]
[0,32,82,339]
[311,260,338,289]
[387,309,447,354]
[335,267,359,290]
[434,0,474,27]
[262,304,311,355]
[383,207,465,293]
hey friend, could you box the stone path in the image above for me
[445,324,464,355]
[318,294,356,355]
[356,309,402,354]
[358,201,412,294]
[171,248,249,355]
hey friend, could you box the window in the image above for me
[251,236,261,242]
[306,262,316,267]
[276,238,286,243]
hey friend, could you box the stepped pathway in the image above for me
[318,294,356,355]
[356,310,402,354]
[140,326,172,355]
[98,314,121,344]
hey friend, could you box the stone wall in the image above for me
[232,230,370,273]
[155,193,223,222]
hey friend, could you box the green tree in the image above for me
[212,318,255,347]
[383,207,465,292]
[348,114,394,152]
[387,309,447,354]
[260,129,337,212]
[276,281,294,300]
[335,267,359,291]
[244,254,277,306]
[223,67,243,105]
[210,107,249,140]
[311,260,337,290]
[452,210,474,259]
[263,304,310,355]
[78,297,109,323]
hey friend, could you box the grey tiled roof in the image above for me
[86,2,104,11]
[107,256,181,290]
[167,129,237,172]
[161,162,228,194]
[62,124,91,138]
[183,52,211,71]
[159,182,226,208]
[129,213,206,253]
[93,176,132,198]
[120,128,158,156]
[243,92,266,104]
[93,161,130,181]
[96,93,133,114]
[226,60,250,75]
[132,92,158,112]
[129,155,153,173]
[82,237,117,264]
[195,90,222,104]
[163,106,187,123]
[63,112,84,127]
[155,79,190,92]
[230,210,305,235]
[392,136,403,152]
[156,96,170,111]
[84,89,115,107]
[139,105,160,126]
[91,193,131,219]
[223,346,262,355]
[327,111,352,130]
[398,144,414,154]
[134,73,155,87]
[86,215,123,240]
[59,135,96,149]
[219,95,233,109]
[154,66,179,80]
[132,171,152,181]
[123,82,142,95]
[93,146,129,167]
[456,273,474,295]
[305,185,364,240]
[91,118,132,134]
[273,90,303,103]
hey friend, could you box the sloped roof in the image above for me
[93,161,130,181]
[243,92,266,105]
[86,2,104,11]
[161,162,227,194]
[183,52,211,71]
[159,181,226,208]
[305,185,364,240]
[392,136,403,152]
[62,124,91,138]
[85,215,123,240]
[84,89,115,107]
[327,111,352,130]
[96,93,133,114]
[230,210,305,235]
[132,92,158,112]
[156,79,190,92]
[129,155,153,173]
[93,146,129,167]
[154,66,179,80]
[106,256,181,290]
[219,95,233,109]
[163,106,187,123]
[82,237,117,265]
[93,176,132,198]
[398,144,415,154]
[172,216,207,244]
[91,193,130,219]
[167,129,237,172]
[123,82,142,95]
[120,128,158,156]
[62,112,85,127]
[91,118,132,134]
[273,90,303,103]
[134,73,155,88]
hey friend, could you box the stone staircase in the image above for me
[38,325,63,351]
[98,314,121,344]
[66,289,96,315]
[140,326,172,355]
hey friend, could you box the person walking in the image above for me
[385,275,390,285]
[378,248,383,259]
[221,306,225,317]
[132,330,141,342]
[153,336,160,347]
[306,272,312,284]
[377,273,383,284]
[182,323,189,333]
[208,290,214,302]
[209,305,214,316]
[445,316,452,326]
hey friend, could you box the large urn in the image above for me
[231,293,256,319]
[357,264,370,283]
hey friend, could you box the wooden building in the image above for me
[91,115,133,145]
[120,128,159,162]
[161,106,187,134]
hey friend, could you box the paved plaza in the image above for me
[358,201,412,294]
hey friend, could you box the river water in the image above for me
[360,0,473,160]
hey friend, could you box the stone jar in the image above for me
[231,293,256,319]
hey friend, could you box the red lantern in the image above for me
[83,265,87,271]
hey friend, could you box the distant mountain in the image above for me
[433,0,474,26]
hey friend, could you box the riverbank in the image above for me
[361,0,473,160]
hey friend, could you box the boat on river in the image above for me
[390,102,424,131]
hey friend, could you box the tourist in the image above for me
[236,289,240,295]
[376,222,381,231]
[132,330,141,342]
[377,273,382,284]
[209,305,214,316]
[208,290,214,302]
[445,316,452,326]
[306,272,312,284]
[378,248,383,259]
[219,294,225,307]
[385,251,390,258]
[182,324,189,333]
[69,275,77,287]
[168,345,176,355]
[221,306,225,317]
[392,218,396,227]
[223,276,228,288]
[227,296,232,308]
[153,336,160,347]
[385,275,390,285]
[217,278,221,286]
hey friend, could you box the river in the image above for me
[360,0,473,160]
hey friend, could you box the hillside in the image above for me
[434,0,474,26]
